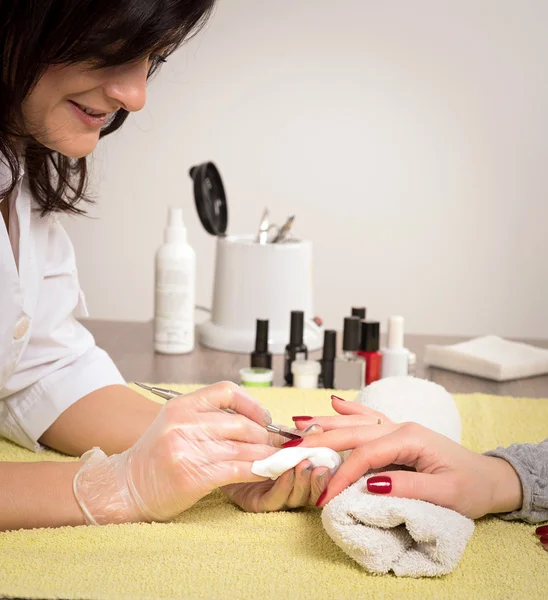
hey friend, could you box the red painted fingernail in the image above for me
[281,438,304,448]
[367,475,392,494]
[331,395,346,402]
[292,416,313,421]
[536,525,548,536]
[316,489,328,507]
[540,535,548,545]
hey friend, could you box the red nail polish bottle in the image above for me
[357,321,382,385]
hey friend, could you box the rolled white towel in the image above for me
[322,376,475,577]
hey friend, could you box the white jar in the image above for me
[154,207,196,354]
[291,359,321,389]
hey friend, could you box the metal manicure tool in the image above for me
[257,208,272,244]
[133,382,302,440]
[256,209,295,244]
[272,214,295,243]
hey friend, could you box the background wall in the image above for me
[63,0,548,338]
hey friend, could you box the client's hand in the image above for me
[221,425,330,512]
[222,397,391,512]
[298,397,523,519]
[72,382,277,524]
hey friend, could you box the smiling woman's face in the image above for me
[21,58,152,158]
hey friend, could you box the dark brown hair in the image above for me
[0,0,215,215]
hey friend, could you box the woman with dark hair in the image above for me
[0,0,329,531]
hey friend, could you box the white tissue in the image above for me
[251,447,343,480]
[424,335,548,381]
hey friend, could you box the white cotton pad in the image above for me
[251,447,343,480]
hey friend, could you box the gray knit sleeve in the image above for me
[484,438,548,524]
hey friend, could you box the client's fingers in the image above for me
[300,422,399,452]
[331,396,391,422]
[315,428,423,506]
[362,470,449,508]
[293,415,383,432]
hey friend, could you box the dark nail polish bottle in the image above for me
[357,320,382,385]
[351,306,367,320]
[334,316,365,390]
[251,319,272,369]
[320,330,337,389]
[284,310,308,385]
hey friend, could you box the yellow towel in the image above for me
[1,385,546,600]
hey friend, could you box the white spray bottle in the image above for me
[154,206,196,354]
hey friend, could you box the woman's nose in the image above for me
[103,59,149,112]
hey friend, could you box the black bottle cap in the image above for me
[289,311,304,346]
[360,320,380,352]
[351,307,367,320]
[188,162,228,236]
[254,319,269,353]
[322,330,337,361]
[342,316,361,352]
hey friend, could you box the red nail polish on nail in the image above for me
[540,535,548,545]
[536,525,548,536]
[331,395,346,402]
[316,489,328,507]
[281,438,304,448]
[367,475,392,494]
[292,416,313,421]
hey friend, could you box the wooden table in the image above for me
[82,319,548,398]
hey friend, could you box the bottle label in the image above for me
[154,266,194,346]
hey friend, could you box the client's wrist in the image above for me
[486,457,523,516]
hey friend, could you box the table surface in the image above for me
[82,319,548,398]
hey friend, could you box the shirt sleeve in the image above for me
[0,217,125,452]
[484,439,548,524]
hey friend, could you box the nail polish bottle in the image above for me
[291,359,321,389]
[251,319,272,369]
[351,306,366,320]
[334,317,365,390]
[284,310,308,385]
[381,315,410,378]
[320,329,337,389]
[358,320,382,385]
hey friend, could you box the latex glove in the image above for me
[73,382,277,524]
[222,424,332,511]
[300,396,522,518]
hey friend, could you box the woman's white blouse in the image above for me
[0,160,124,452]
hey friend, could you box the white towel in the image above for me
[251,447,343,480]
[424,335,548,381]
[321,377,475,577]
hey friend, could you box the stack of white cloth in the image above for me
[424,335,548,381]
[321,377,475,577]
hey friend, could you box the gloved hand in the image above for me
[222,424,332,511]
[72,382,277,524]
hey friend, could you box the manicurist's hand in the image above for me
[295,396,523,519]
[73,382,278,524]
